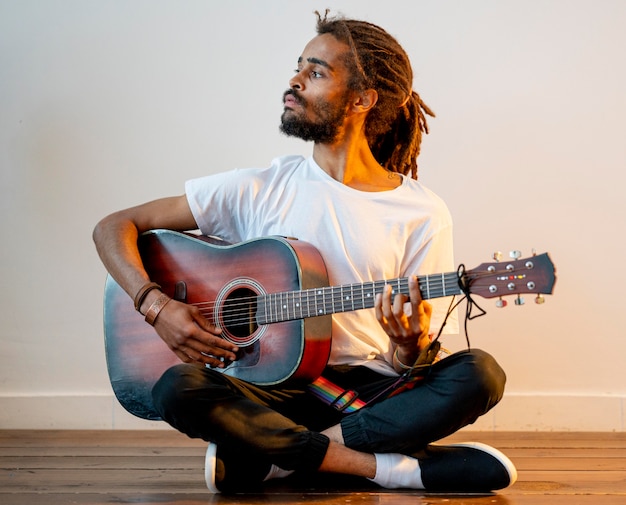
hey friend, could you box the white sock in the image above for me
[263,464,294,482]
[369,453,425,489]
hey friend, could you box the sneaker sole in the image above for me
[204,443,220,493]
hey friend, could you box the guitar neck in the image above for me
[257,272,461,324]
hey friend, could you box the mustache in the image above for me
[283,89,306,106]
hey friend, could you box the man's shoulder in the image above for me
[267,154,308,172]
[271,153,307,165]
[400,177,449,206]
[232,154,307,178]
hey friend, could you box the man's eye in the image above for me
[293,68,323,78]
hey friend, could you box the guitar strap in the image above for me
[308,341,447,414]
[307,375,367,413]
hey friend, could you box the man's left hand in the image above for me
[375,275,432,364]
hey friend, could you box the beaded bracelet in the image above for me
[144,293,171,326]
[133,281,162,312]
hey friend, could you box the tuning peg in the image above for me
[509,250,522,260]
[514,295,525,306]
[492,251,503,262]
[496,297,507,308]
[535,294,545,304]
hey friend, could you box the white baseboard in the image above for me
[0,393,623,431]
[0,394,165,430]
[463,393,624,432]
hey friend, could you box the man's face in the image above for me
[280,34,354,143]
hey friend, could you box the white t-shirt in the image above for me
[186,155,458,375]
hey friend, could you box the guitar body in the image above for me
[104,229,556,421]
[104,230,332,420]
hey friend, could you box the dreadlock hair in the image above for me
[315,10,434,179]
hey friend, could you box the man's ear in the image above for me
[351,89,378,113]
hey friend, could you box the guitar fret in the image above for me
[317,287,321,315]
[284,291,291,321]
[354,284,363,310]
[301,292,306,318]
[259,295,264,324]
[310,289,315,317]
[265,293,272,323]
[335,287,341,313]
[365,282,374,308]
[264,293,270,323]
[277,292,283,322]
[339,286,345,312]
[294,291,302,319]
[349,285,356,310]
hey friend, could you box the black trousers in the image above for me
[152,348,505,475]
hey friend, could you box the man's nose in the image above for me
[289,71,304,91]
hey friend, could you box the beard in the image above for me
[279,89,350,143]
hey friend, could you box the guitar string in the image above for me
[179,269,510,329]
[188,266,505,313]
[186,275,460,314]
[190,287,461,328]
[169,271,501,329]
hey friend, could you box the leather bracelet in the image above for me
[144,293,171,326]
[134,282,161,312]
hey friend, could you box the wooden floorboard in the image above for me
[0,430,625,504]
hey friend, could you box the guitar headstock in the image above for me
[465,251,556,306]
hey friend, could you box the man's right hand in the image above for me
[146,297,239,367]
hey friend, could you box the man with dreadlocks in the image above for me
[94,12,516,493]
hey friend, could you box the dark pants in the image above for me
[152,348,505,474]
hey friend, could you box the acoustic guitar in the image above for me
[103,229,556,419]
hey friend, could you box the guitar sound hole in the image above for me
[221,287,258,343]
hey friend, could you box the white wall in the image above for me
[1,0,624,430]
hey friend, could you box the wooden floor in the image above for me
[0,430,625,505]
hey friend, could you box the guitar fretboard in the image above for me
[257,272,461,325]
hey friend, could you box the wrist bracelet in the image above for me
[144,293,171,326]
[393,348,415,371]
[134,282,162,312]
